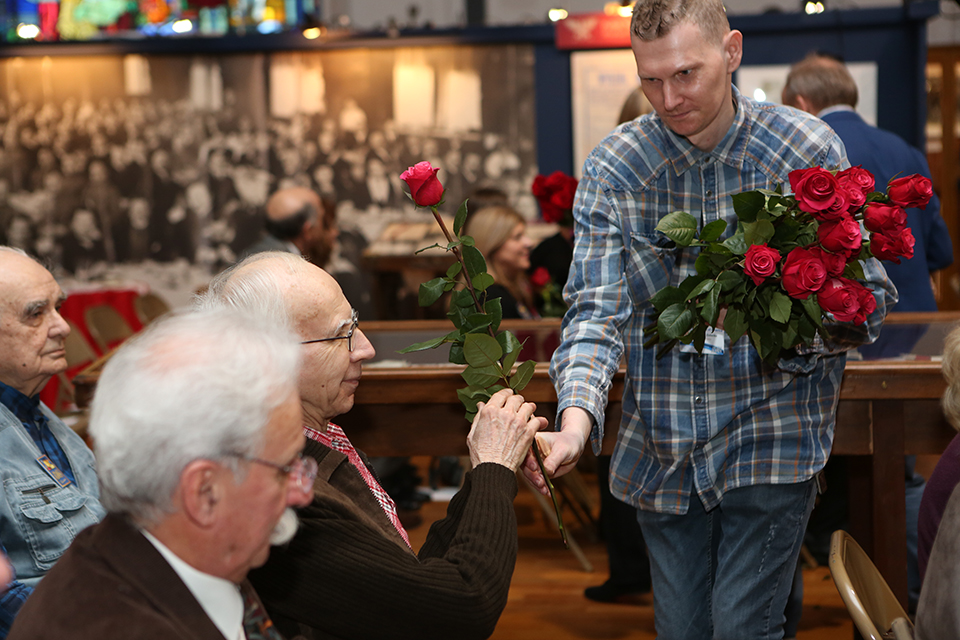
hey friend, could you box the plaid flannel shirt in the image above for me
[550,86,897,515]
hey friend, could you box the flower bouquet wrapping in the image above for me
[644,167,930,366]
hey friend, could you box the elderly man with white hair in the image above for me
[200,251,546,640]
[0,246,105,639]
[8,309,314,640]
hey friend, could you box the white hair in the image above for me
[0,246,29,259]
[89,308,301,526]
[196,251,308,328]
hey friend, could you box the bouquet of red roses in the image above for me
[644,166,930,366]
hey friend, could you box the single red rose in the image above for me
[812,190,849,222]
[530,266,551,288]
[870,228,916,264]
[837,166,875,195]
[743,244,781,286]
[550,180,578,210]
[887,174,933,210]
[855,284,877,324]
[781,247,828,300]
[817,277,871,324]
[400,161,444,207]
[789,167,841,214]
[838,176,867,210]
[808,247,846,277]
[863,202,907,236]
[817,216,862,257]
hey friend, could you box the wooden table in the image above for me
[338,357,953,610]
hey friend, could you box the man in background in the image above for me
[9,309,313,639]
[241,186,337,267]
[0,246,105,638]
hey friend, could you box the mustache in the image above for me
[269,508,300,546]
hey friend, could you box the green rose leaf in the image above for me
[419,277,447,307]
[686,279,716,301]
[454,199,469,236]
[484,298,503,333]
[462,244,487,279]
[717,270,743,292]
[463,312,492,334]
[510,360,536,391]
[398,334,446,353]
[463,333,503,368]
[800,296,824,327]
[446,262,462,279]
[657,303,695,340]
[769,291,792,324]
[843,260,866,281]
[498,331,523,371]
[472,272,495,293]
[448,341,467,365]
[701,285,721,324]
[722,231,749,255]
[743,219,775,246]
[655,211,699,247]
[650,286,686,312]
[699,219,727,243]
[724,305,748,346]
[731,190,766,223]
[460,235,476,247]
[462,364,502,388]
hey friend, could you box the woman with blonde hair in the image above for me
[464,205,539,319]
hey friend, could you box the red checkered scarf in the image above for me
[303,423,411,548]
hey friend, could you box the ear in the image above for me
[791,95,816,115]
[723,30,743,74]
[179,459,224,529]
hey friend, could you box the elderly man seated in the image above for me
[8,309,314,639]
[200,251,547,640]
[0,247,105,638]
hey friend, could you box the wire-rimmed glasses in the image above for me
[300,308,359,352]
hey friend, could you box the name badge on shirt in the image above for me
[36,455,72,488]
[679,327,727,356]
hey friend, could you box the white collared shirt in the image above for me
[816,104,856,119]
[141,530,245,640]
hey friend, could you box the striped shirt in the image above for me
[550,87,897,515]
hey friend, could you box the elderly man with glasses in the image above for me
[199,251,546,640]
[9,309,314,640]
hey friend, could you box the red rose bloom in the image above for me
[530,266,551,288]
[817,216,863,257]
[837,166,875,195]
[863,202,907,236]
[812,190,849,222]
[743,244,780,286]
[838,177,867,210]
[887,174,933,210]
[400,161,444,207]
[781,247,828,299]
[870,228,916,264]
[808,246,846,277]
[533,171,578,224]
[855,284,878,324]
[817,277,873,324]
[789,167,841,214]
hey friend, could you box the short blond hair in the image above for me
[631,0,729,45]
[782,53,858,113]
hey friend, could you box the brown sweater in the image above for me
[249,440,520,640]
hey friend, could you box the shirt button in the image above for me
[695,396,703,404]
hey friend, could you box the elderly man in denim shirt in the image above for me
[0,247,105,637]
[523,0,897,638]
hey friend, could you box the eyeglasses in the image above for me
[230,452,318,494]
[301,309,359,352]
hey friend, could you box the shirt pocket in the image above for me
[623,232,681,305]
[6,475,94,572]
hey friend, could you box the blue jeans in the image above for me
[637,480,817,640]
